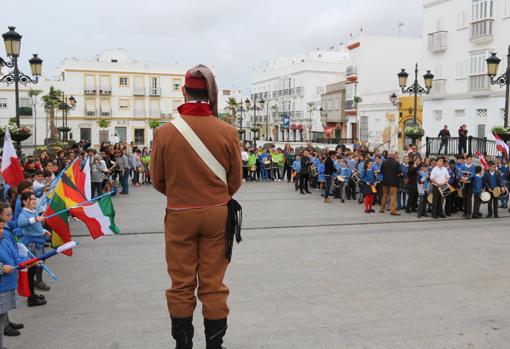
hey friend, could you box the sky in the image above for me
[1,0,423,93]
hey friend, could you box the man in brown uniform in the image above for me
[151,65,242,349]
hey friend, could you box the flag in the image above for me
[70,195,120,239]
[494,133,509,158]
[82,158,92,200]
[1,128,24,187]
[475,151,490,170]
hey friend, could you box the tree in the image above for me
[223,97,239,125]
[42,86,63,141]
[149,119,160,139]
[306,102,317,141]
[28,88,43,145]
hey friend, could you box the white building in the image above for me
[59,49,185,146]
[250,48,349,142]
[346,33,422,149]
[218,88,243,119]
[422,0,510,139]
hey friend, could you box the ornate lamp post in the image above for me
[397,64,433,145]
[486,46,510,129]
[57,93,76,141]
[245,96,265,148]
[0,26,43,156]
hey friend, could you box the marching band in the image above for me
[241,143,510,219]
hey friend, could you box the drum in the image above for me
[493,187,502,198]
[333,176,345,188]
[263,159,271,169]
[480,191,491,203]
[371,185,377,194]
[351,172,361,183]
[250,165,257,172]
[291,170,296,178]
[438,184,452,197]
[427,192,433,204]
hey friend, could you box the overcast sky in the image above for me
[1,0,423,93]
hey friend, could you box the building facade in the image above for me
[346,34,423,149]
[59,49,185,146]
[422,0,510,140]
[250,48,349,142]
[320,82,347,142]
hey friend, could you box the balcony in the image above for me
[134,108,146,117]
[468,74,490,93]
[345,100,356,110]
[427,31,447,52]
[346,65,357,77]
[470,18,494,43]
[150,87,161,96]
[133,86,145,96]
[84,85,97,95]
[100,110,112,117]
[85,109,96,117]
[430,79,446,97]
[98,86,112,95]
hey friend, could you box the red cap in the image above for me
[185,70,207,89]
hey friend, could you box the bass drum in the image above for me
[427,192,433,205]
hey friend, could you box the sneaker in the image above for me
[4,325,20,336]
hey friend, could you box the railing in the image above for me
[346,65,357,77]
[133,86,145,96]
[470,18,494,42]
[427,31,448,52]
[84,85,97,95]
[150,87,161,96]
[345,100,356,110]
[98,86,112,95]
[100,110,111,117]
[425,136,497,157]
[469,74,490,92]
[431,79,446,96]
[85,109,96,117]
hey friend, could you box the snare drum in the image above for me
[480,191,491,203]
[438,184,452,197]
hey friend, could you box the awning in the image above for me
[297,124,304,131]
[290,124,297,130]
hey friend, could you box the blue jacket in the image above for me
[18,209,47,247]
[361,169,376,185]
[459,163,476,182]
[473,175,483,194]
[292,160,301,172]
[0,233,27,292]
[12,196,23,238]
[339,166,351,179]
[483,171,501,190]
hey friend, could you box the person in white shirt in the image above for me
[429,158,450,219]
[240,146,248,182]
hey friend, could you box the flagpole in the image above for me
[15,238,58,280]
[45,191,114,220]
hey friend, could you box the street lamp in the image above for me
[397,64,433,144]
[389,92,398,106]
[486,46,510,128]
[245,96,265,147]
[0,26,42,156]
[58,93,76,142]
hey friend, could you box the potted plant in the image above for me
[57,126,72,133]
[404,125,425,141]
[8,120,32,142]
[250,126,260,133]
[491,126,510,142]
[97,118,111,129]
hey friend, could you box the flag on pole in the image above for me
[70,195,120,239]
[82,157,92,200]
[494,133,509,158]
[1,128,24,187]
[475,151,490,170]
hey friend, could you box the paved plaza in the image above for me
[8,182,510,349]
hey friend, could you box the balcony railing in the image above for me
[470,18,494,42]
[345,100,356,110]
[150,87,161,96]
[346,65,357,77]
[85,109,96,117]
[427,31,448,52]
[431,79,446,96]
[133,86,145,96]
[98,86,112,95]
[100,110,112,117]
[468,74,490,92]
[84,85,97,95]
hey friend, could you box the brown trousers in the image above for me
[379,186,398,214]
[165,206,229,320]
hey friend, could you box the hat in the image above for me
[184,65,218,116]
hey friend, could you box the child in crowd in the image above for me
[292,154,301,192]
[361,160,376,213]
[417,163,430,218]
[472,165,483,219]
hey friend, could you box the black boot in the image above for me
[204,318,227,349]
[171,317,194,349]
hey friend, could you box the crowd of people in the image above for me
[0,139,151,348]
[241,142,509,219]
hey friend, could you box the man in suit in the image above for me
[483,161,501,218]
[379,151,402,216]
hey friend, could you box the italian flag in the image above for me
[0,128,24,187]
[70,196,120,239]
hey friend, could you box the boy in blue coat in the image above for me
[472,166,483,218]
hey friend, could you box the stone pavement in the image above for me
[8,182,510,349]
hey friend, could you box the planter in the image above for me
[250,127,260,133]
[10,133,31,142]
[57,126,72,133]
[237,129,246,134]
[405,133,424,142]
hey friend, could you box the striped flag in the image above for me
[493,133,509,158]
[475,151,490,170]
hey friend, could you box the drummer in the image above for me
[482,161,501,218]
[472,165,483,219]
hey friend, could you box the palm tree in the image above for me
[28,88,43,145]
[224,97,239,125]
[42,86,63,141]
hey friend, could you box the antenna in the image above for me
[398,22,405,36]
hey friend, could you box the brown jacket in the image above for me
[151,107,242,209]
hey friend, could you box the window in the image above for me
[346,83,357,101]
[456,61,467,79]
[501,108,506,119]
[334,98,340,111]
[85,99,96,116]
[0,98,7,109]
[119,77,129,87]
[173,79,182,91]
[119,99,129,110]
[151,77,160,96]
[327,99,333,111]
[115,127,127,142]
[20,97,31,107]
[436,17,444,31]
[470,50,490,75]
[80,128,92,142]
[455,109,466,118]
[100,99,111,116]
[477,124,486,138]
[433,110,443,121]
[458,11,468,28]
[134,128,145,144]
[472,0,493,21]
[360,116,368,141]
[476,108,487,118]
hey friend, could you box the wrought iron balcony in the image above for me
[470,18,494,43]
[150,87,161,96]
[84,85,97,95]
[98,86,112,95]
[427,31,447,52]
